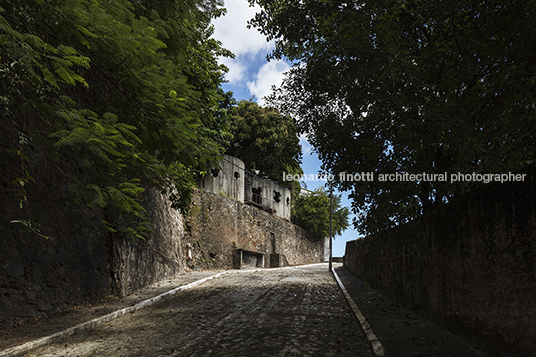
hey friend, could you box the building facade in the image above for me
[197,155,292,220]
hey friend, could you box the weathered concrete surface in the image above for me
[197,154,292,220]
[197,154,246,203]
[19,264,374,357]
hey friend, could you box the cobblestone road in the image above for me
[24,264,374,357]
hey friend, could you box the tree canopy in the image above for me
[292,188,349,238]
[226,100,303,190]
[1,0,232,240]
[249,0,536,234]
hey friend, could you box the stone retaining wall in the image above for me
[1,182,320,325]
[344,170,536,355]
[0,160,112,325]
[108,188,185,297]
[0,185,185,326]
[185,189,323,270]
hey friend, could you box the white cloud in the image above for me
[212,1,292,102]
[212,1,272,57]
[219,57,247,84]
[246,60,290,106]
[300,134,312,155]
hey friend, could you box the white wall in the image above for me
[197,154,245,202]
[244,173,291,220]
[198,155,292,220]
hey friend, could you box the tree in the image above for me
[248,0,536,234]
[292,188,349,238]
[1,0,231,240]
[226,100,303,190]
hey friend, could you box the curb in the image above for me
[0,263,326,357]
[0,272,225,357]
[332,267,385,357]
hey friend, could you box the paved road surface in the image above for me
[23,264,374,357]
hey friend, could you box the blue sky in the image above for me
[212,1,361,256]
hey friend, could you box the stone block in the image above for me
[5,259,24,278]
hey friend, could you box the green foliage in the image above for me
[10,219,51,240]
[227,100,303,190]
[250,0,536,234]
[1,0,231,241]
[292,188,349,238]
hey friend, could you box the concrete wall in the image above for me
[197,154,245,202]
[324,236,330,262]
[185,189,323,270]
[244,172,292,220]
[197,155,292,220]
[344,171,536,355]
